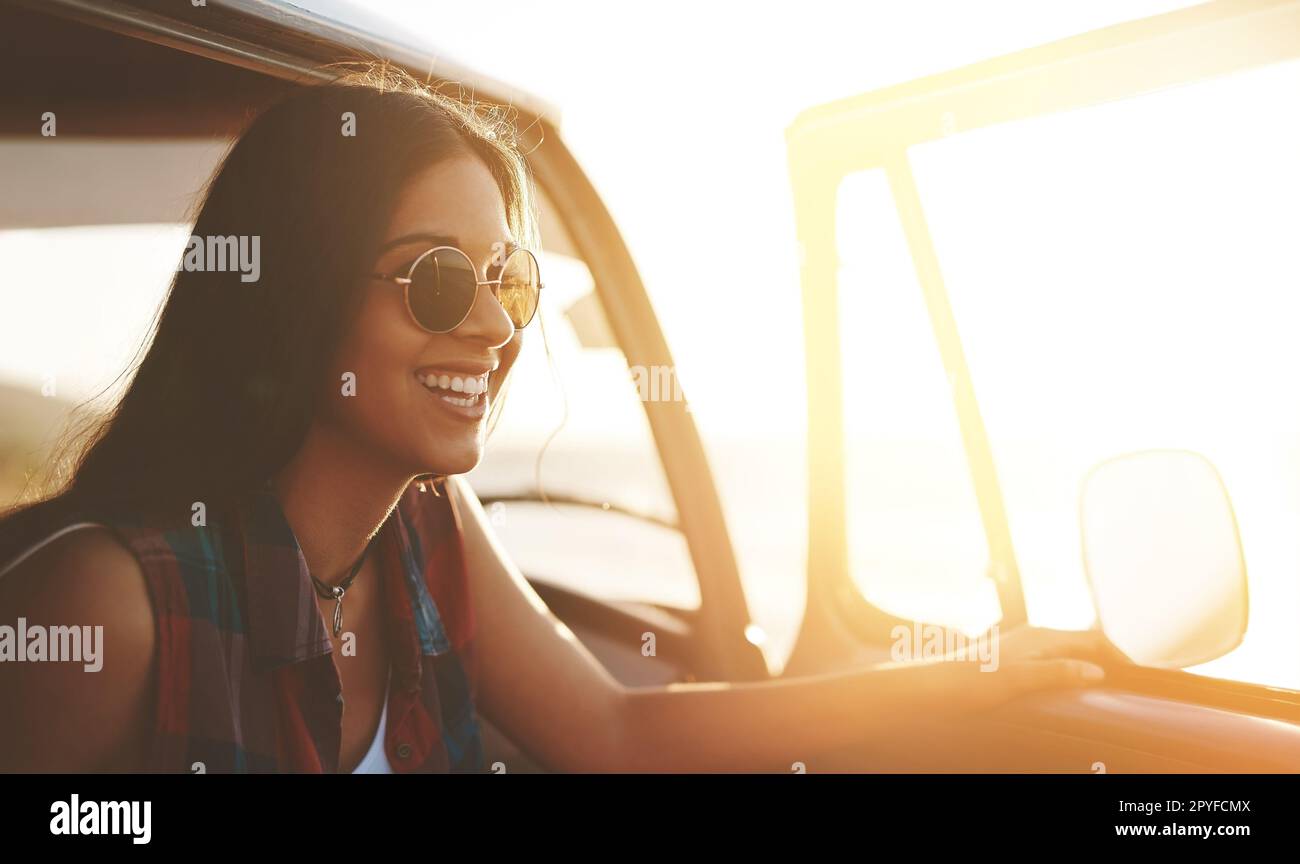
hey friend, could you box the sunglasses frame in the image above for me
[370,244,544,334]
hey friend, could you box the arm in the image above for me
[448,474,626,772]
[0,527,156,772]
[616,656,1101,772]
[450,476,1105,773]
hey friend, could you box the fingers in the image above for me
[954,659,1107,714]
[1007,658,1106,693]
[1041,627,1132,667]
[997,625,1130,666]
[1045,629,1107,661]
[1083,627,1136,665]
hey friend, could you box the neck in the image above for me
[271,424,414,585]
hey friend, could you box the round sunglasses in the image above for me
[370,245,543,333]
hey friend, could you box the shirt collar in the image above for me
[238,483,441,687]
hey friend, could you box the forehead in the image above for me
[383,155,512,249]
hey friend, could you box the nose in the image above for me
[453,268,515,348]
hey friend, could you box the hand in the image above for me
[885,624,1131,715]
[935,625,1129,714]
[991,624,1131,668]
[916,652,1108,717]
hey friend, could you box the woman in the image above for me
[0,67,1115,773]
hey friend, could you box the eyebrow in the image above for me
[377,232,520,261]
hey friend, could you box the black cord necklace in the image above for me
[310,536,375,637]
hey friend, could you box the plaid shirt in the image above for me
[52,480,485,773]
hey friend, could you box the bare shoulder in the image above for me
[442,473,476,511]
[442,475,495,551]
[436,475,490,543]
[0,525,152,631]
[0,525,156,771]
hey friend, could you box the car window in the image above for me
[465,185,699,610]
[0,222,182,503]
[0,185,702,611]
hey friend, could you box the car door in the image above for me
[783,0,1300,771]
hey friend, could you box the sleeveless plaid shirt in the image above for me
[6,479,486,773]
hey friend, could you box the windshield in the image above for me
[900,57,1300,689]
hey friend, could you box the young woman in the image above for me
[0,68,1116,773]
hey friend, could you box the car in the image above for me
[1,0,1297,773]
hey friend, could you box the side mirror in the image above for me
[1079,449,1247,669]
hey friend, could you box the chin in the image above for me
[422,443,483,477]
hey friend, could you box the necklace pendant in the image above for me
[332,593,344,637]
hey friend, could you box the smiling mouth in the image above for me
[431,389,483,408]
[415,370,489,418]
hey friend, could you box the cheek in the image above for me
[329,293,425,424]
[492,332,522,400]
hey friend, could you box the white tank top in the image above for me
[351,668,394,774]
[1,522,396,774]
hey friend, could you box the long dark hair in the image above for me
[2,65,539,540]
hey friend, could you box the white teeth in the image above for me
[418,371,488,397]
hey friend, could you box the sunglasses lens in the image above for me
[408,248,477,332]
[497,249,540,329]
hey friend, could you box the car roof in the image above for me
[0,0,564,229]
[0,0,562,138]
